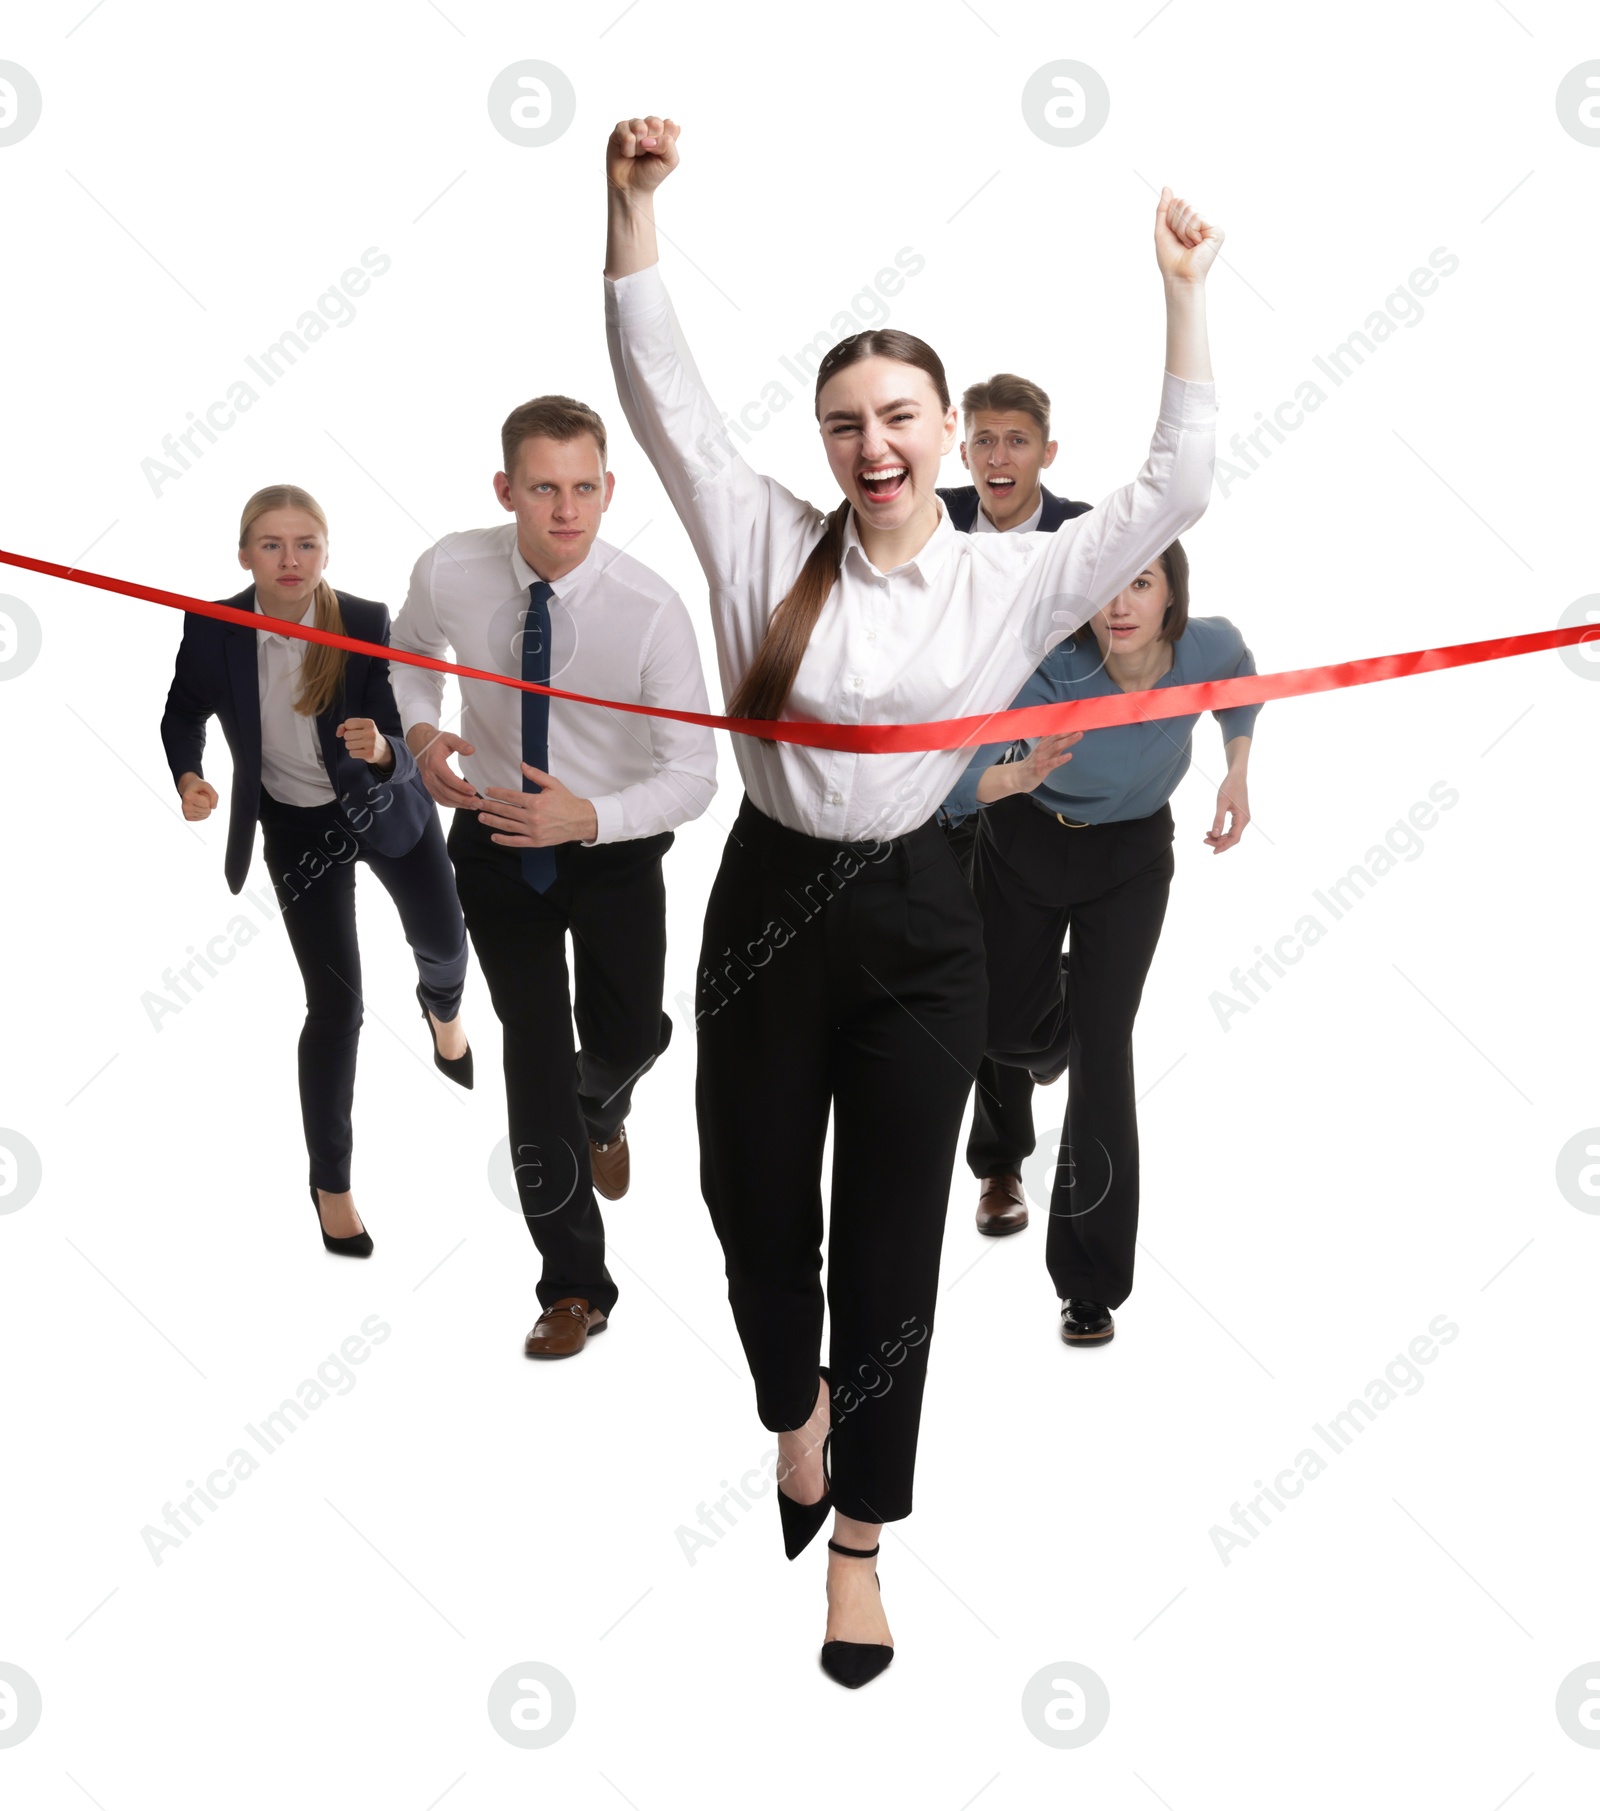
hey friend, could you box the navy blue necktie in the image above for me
[519,581,557,894]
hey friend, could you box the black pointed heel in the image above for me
[310,1185,373,1258]
[417,983,472,1089]
[820,1539,894,1689]
[776,1367,831,1560]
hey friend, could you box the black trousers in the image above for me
[972,795,1174,1308]
[696,797,988,1524]
[939,815,1039,1179]
[257,788,468,1195]
[448,807,674,1317]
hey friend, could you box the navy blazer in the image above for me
[160,587,434,895]
[935,481,1092,535]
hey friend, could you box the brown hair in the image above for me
[500,394,608,481]
[1073,538,1191,647]
[238,485,346,719]
[960,373,1051,440]
[728,330,951,724]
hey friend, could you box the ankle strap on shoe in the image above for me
[827,1539,880,1559]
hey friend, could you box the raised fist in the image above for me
[1154,186,1224,285]
[607,115,681,194]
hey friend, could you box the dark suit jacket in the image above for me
[935,481,1092,535]
[160,587,433,895]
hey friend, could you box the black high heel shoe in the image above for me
[417,983,472,1089]
[776,1367,831,1560]
[310,1185,373,1258]
[820,1539,894,1689]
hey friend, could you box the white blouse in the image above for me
[605,261,1218,842]
[254,593,336,807]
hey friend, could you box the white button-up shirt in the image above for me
[605,263,1216,841]
[390,522,717,844]
[254,592,336,807]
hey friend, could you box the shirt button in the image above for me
[866,629,877,641]
[848,675,863,689]
[829,792,843,806]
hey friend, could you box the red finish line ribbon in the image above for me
[3,546,1593,752]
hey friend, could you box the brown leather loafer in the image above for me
[976,1172,1029,1237]
[589,1124,630,1200]
[523,1297,608,1358]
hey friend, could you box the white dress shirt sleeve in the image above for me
[586,592,719,845]
[389,542,449,734]
[605,264,826,626]
[995,371,1218,657]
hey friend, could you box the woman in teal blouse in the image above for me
[947,538,1259,1344]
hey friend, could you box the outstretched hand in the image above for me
[1154,186,1223,285]
[607,115,680,194]
[1008,732,1083,792]
[973,732,1084,806]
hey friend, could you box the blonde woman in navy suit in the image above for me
[159,485,472,1257]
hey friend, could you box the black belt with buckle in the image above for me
[1054,811,1092,829]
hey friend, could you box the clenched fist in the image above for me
[178,773,218,821]
[607,115,680,194]
[1154,186,1223,285]
[336,716,392,770]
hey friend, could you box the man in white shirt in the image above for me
[392,394,717,1358]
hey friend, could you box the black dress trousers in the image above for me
[939,813,1040,1179]
[695,797,988,1525]
[257,788,468,1196]
[447,806,674,1317]
[972,794,1174,1308]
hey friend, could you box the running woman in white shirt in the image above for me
[604,114,1220,1687]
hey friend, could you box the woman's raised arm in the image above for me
[1000,188,1222,659]
[603,115,823,605]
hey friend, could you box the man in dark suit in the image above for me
[934,373,1091,1238]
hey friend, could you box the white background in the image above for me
[2,1,1598,1804]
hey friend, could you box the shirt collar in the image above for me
[251,587,311,642]
[840,497,958,585]
[511,537,596,604]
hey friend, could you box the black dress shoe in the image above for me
[819,1540,894,1689]
[310,1186,373,1258]
[776,1368,831,1559]
[1060,1299,1114,1344]
[417,983,472,1088]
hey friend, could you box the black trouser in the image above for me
[696,797,988,1524]
[972,795,1174,1308]
[257,788,468,1196]
[939,814,1039,1179]
[448,807,674,1317]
